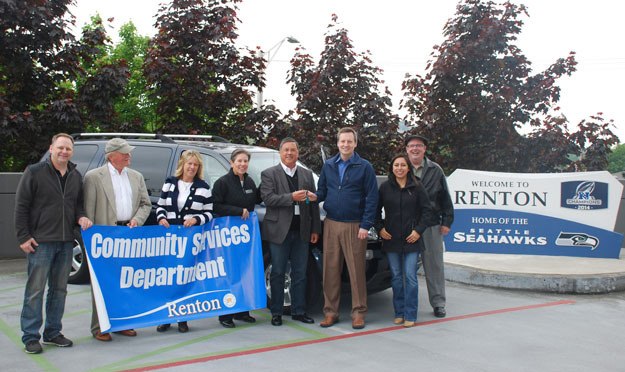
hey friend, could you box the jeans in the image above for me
[21,241,73,344]
[386,251,420,322]
[270,230,309,316]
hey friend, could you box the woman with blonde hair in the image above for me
[155,150,213,333]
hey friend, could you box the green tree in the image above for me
[401,0,618,173]
[109,22,155,132]
[608,143,625,174]
[144,0,264,141]
[74,15,130,132]
[280,15,400,173]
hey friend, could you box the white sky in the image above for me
[70,0,625,142]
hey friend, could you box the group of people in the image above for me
[14,128,453,354]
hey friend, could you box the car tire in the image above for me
[68,238,90,284]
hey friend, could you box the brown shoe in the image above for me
[319,315,339,328]
[93,331,112,342]
[352,317,365,330]
[113,329,137,337]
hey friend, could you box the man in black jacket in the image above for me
[405,134,454,318]
[14,133,92,354]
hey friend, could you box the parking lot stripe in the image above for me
[0,316,58,371]
[120,299,575,371]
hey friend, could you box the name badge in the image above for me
[245,189,254,194]
[294,205,300,215]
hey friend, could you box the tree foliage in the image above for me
[608,143,625,174]
[74,16,130,132]
[110,22,155,132]
[144,0,265,142]
[0,0,81,171]
[278,15,400,173]
[401,0,618,173]
[0,4,131,171]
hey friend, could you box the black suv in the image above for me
[65,133,390,310]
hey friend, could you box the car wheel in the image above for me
[68,239,90,284]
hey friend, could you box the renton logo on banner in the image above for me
[445,170,624,258]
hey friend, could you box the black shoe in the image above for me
[24,340,42,354]
[292,314,314,324]
[233,314,256,323]
[156,324,171,332]
[219,319,235,328]
[42,334,73,347]
[178,322,189,333]
[434,306,446,318]
[271,315,282,326]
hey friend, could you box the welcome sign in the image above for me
[445,170,624,258]
[82,213,266,333]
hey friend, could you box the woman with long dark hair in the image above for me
[375,154,434,327]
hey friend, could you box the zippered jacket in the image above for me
[419,157,454,228]
[316,152,379,230]
[212,169,261,217]
[14,157,86,244]
[375,175,436,253]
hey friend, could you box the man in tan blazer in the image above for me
[83,138,151,341]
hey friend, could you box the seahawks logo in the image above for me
[555,232,599,250]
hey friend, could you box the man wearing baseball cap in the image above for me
[83,138,151,341]
[404,134,454,318]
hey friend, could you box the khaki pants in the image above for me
[322,219,367,319]
[421,225,446,308]
[90,288,100,335]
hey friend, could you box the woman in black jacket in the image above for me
[375,154,434,327]
[212,148,261,328]
[155,150,213,333]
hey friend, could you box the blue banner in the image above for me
[81,213,266,333]
[446,209,624,258]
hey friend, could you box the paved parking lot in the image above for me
[2,258,625,372]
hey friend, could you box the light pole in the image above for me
[257,36,299,108]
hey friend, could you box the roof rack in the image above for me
[71,133,230,144]
[163,134,230,143]
[71,133,175,143]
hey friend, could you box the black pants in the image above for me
[219,311,249,321]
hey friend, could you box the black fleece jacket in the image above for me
[212,168,261,217]
[14,157,86,244]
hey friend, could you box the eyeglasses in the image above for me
[406,144,425,149]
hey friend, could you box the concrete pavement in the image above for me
[3,253,625,371]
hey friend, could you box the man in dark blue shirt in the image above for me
[315,127,378,330]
